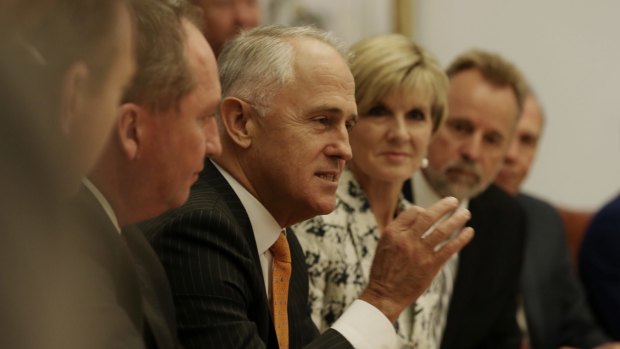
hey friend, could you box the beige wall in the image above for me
[414,0,620,209]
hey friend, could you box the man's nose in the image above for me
[325,126,353,161]
[461,133,482,162]
[503,138,519,165]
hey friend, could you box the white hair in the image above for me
[217,25,348,115]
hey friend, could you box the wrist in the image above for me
[359,285,403,323]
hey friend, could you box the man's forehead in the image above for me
[519,98,544,129]
[446,112,513,133]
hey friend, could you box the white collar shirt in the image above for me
[82,178,121,234]
[212,160,397,349]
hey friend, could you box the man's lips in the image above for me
[315,171,339,182]
[447,167,478,180]
[497,169,515,178]
[191,167,203,181]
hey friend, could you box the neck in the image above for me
[351,170,402,230]
[212,150,259,204]
[88,167,128,227]
[213,150,300,228]
[88,149,142,228]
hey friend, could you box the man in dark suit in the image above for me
[404,49,528,349]
[495,91,619,348]
[81,0,222,348]
[581,194,620,341]
[142,25,474,349]
[1,1,137,348]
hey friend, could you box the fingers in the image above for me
[394,196,459,232]
[422,207,471,247]
[434,227,474,263]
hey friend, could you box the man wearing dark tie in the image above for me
[495,91,620,349]
[404,49,528,349]
[79,0,222,347]
[142,25,474,349]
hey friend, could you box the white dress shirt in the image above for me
[82,178,121,234]
[213,161,397,349]
[411,172,468,346]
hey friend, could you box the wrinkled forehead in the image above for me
[290,38,352,82]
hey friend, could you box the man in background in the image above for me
[80,0,221,347]
[404,49,527,349]
[495,91,619,349]
[190,0,261,55]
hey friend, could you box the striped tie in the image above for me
[270,231,291,349]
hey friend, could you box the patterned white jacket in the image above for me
[292,168,452,349]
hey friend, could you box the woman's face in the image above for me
[349,88,434,186]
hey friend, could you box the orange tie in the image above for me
[270,231,291,349]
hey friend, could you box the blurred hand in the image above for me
[359,196,474,322]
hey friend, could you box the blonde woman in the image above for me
[293,34,450,348]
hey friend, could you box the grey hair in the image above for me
[217,25,348,115]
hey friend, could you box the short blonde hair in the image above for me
[349,34,448,133]
[447,49,527,114]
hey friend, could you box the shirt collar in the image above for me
[413,172,469,209]
[82,178,121,233]
[211,160,282,255]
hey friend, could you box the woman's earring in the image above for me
[421,158,429,169]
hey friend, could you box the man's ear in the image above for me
[59,61,90,136]
[219,97,256,149]
[117,103,145,160]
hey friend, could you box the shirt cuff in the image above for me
[331,299,396,349]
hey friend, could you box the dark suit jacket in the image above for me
[141,160,353,349]
[439,185,525,349]
[519,193,608,349]
[74,185,182,349]
[124,225,183,349]
[580,193,620,340]
[70,186,145,348]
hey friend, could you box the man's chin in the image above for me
[442,182,481,201]
[169,191,191,210]
[306,198,338,219]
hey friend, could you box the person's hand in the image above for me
[359,196,474,323]
[593,343,620,349]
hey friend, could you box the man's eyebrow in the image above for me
[307,105,358,123]
[308,106,344,115]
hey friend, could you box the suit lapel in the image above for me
[123,225,177,349]
[202,161,268,291]
[201,161,277,346]
[74,185,144,333]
